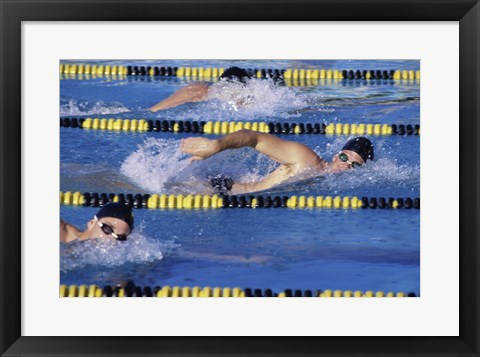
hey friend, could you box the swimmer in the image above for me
[180,130,374,195]
[149,66,251,112]
[60,202,134,243]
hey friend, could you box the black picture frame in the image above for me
[1,0,478,356]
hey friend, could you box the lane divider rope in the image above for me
[60,117,420,136]
[59,64,420,81]
[60,192,420,210]
[282,77,419,87]
[59,73,419,87]
[60,284,415,297]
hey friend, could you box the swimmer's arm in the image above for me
[231,165,294,194]
[220,129,324,167]
[181,129,325,166]
[60,219,82,243]
[149,83,210,112]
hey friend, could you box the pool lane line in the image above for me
[60,284,416,298]
[59,73,420,87]
[60,118,420,136]
[60,192,420,210]
[59,64,421,81]
[283,77,420,86]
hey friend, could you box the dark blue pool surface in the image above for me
[60,60,420,295]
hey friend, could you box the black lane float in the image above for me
[60,117,420,136]
[60,191,420,210]
[60,283,416,298]
[60,63,420,81]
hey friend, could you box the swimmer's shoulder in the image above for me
[60,219,83,243]
[189,82,211,90]
[296,155,327,173]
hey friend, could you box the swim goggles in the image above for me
[338,152,362,168]
[94,216,128,241]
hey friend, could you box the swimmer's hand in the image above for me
[180,137,220,161]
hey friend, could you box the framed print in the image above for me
[1,0,479,356]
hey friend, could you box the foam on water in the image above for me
[60,98,130,116]
[60,226,179,271]
[206,78,308,117]
[120,138,192,193]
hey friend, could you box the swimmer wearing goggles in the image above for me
[60,202,134,243]
[338,152,362,168]
[182,131,374,195]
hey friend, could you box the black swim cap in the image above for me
[341,137,374,163]
[219,66,251,83]
[96,203,134,231]
[209,174,234,195]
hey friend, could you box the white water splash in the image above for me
[60,227,179,271]
[60,98,130,116]
[205,78,308,118]
[120,138,191,193]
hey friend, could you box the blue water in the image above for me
[60,60,420,295]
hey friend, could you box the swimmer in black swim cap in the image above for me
[331,136,374,170]
[219,66,251,83]
[181,130,374,194]
[60,202,134,243]
[149,66,253,112]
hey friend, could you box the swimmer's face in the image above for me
[87,216,130,241]
[330,150,365,172]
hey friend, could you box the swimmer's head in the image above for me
[341,137,374,163]
[219,66,251,83]
[87,203,134,241]
[331,137,374,172]
[96,202,134,230]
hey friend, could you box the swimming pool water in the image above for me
[60,60,420,295]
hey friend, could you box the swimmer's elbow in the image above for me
[237,129,261,147]
[231,179,272,195]
[149,102,169,112]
